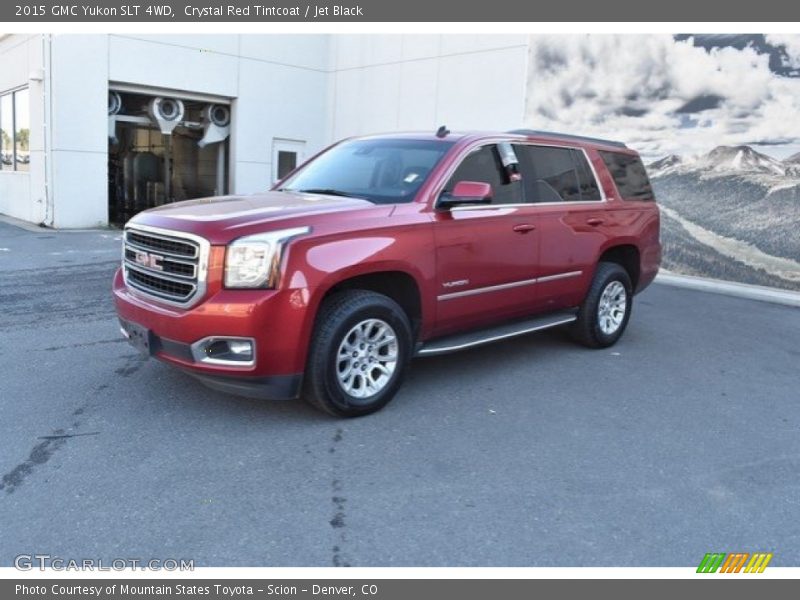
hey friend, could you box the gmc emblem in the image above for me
[134,250,164,271]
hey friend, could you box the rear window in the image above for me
[599,151,655,201]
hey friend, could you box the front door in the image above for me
[432,144,540,335]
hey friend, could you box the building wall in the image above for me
[107,34,332,196]
[327,35,530,139]
[1,33,532,228]
[50,35,109,228]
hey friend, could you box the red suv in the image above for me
[113,129,661,416]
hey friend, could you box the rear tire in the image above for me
[571,262,633,348]
[303,290,413,417]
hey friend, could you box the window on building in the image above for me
[14,90,31,171]
[0,88,30,172]
[443,145,522,205]
[272,139,306,184]
[277,150,297,180]
[14,88,30,172]
[0,94,12,171]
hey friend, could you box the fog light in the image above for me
[206,340,253,361]
[191,337,255,366]
[229,340,253,356]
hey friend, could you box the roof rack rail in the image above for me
[507,129,627,149]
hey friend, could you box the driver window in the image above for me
[443,145,522,205]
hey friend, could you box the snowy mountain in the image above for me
[646,145,800,291]
[648,145,792,178]
[784,153,800,176]
[647,154,682,174]
[785,152,800,164]
[698,145,786,175]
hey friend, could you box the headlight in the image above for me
[224,227,310,288]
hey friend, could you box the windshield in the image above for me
[279,138,455,204]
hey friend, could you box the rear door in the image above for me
[513,143,608,311]
[432,143,540,335]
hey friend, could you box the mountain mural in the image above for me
[649,146,800,291]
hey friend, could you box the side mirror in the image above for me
[438,181,493,208]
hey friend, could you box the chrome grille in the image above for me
[126,230,198,258]
[123,248,197,279]
[123,227,208,307]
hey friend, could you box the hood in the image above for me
[129,190,387,243]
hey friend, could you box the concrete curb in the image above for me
[656,273,800,308]
[0,214,51,233]
[0,214,111,233]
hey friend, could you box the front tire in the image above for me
[303,290,413,417]
[571,262,633,348]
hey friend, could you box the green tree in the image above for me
[16,127,29,151]
[0,128,10,152]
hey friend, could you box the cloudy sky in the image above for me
[524,34,800,161]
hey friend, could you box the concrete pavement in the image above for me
[1,221,798,567]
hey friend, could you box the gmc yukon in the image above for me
[113,129,661,416]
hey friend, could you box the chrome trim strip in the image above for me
[438,277,538,301]
[437,270,583,301]
[123,224,210,309]
[536,270,583,283]
[417,316,577,355]
[450,200,602,212]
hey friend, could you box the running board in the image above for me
[416,310,577,356]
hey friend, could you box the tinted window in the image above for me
[573,150,602,201]
[599,151,654,201]
[514,145,602,203]
[280,138,453,204]
[443,145,522,205]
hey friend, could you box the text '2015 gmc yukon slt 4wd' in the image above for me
[113,129,661,417]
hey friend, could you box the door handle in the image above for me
[586,218,605,226]
[512,223,536,233]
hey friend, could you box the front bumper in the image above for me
[186,372,302,401]
[113,268,310,399]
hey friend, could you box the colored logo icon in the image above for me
[697,553,773,573]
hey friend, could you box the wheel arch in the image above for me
[315,269,424,339]
[597,243,641,292]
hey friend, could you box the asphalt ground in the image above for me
[1,220,798,567]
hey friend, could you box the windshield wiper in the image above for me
[293,188,360,198]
